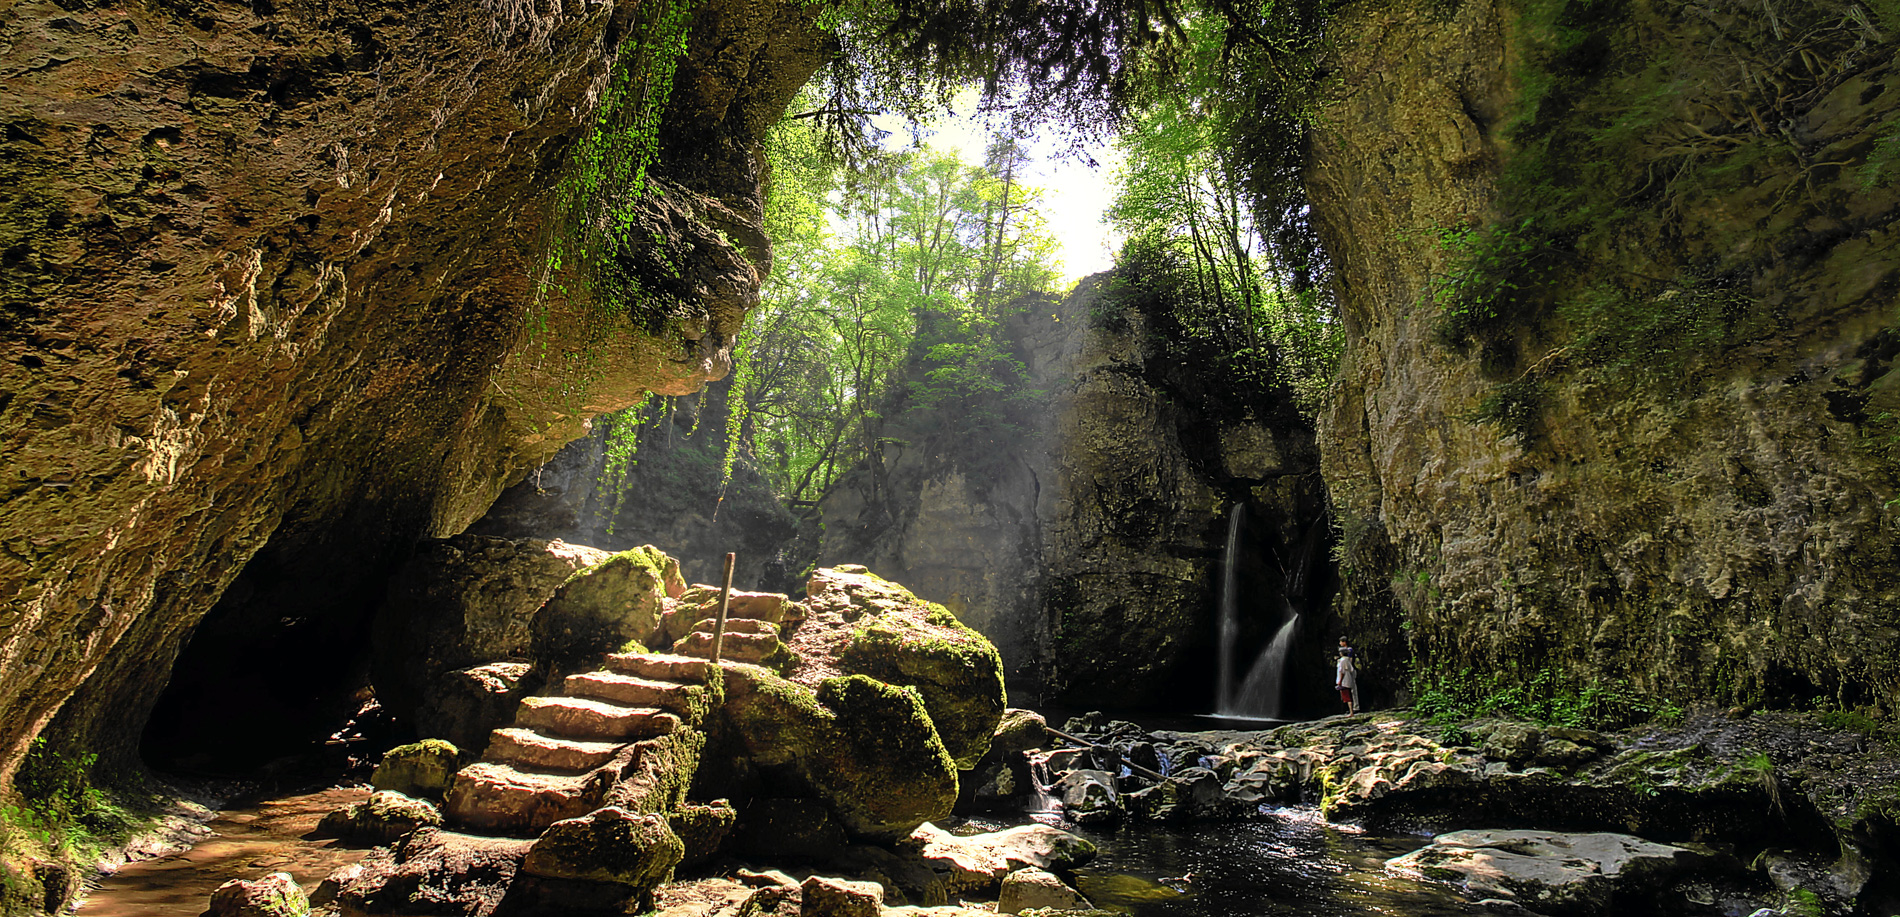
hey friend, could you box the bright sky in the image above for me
[880,99,1124,287]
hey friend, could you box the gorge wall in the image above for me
[1311,0,1900,712]
[816,281,1334,711]
[0,0,829,786]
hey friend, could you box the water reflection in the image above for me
[1058,814,1474,916]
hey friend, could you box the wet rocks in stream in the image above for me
[1002,709,1900,916]
[210,872,311,917]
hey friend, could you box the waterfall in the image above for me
[1025,752,1062,815]
[1227,610,1299,717]
[1216,505,1244,711]
[1214,511,1328,720]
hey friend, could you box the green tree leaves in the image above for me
[731,119,1062,507]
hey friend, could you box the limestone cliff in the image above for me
[0,0,829,789]
[1312,0,1900,711]
[819,281,1333,710]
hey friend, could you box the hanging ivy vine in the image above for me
[597,394,654,534]
[714,337,755,519]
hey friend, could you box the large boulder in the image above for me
[798,876,883,917]
[521,807,685,889]
[670,800,738,867]
[531,546,684,673]
[370,536,611,723]
[317,790,445,845]
[907,822,1097,892]
[327,828,533,916]
[1385,829,1716,915]
[416,662,535,754]
[720,666,959,841]
[999,868,1089,915]
[790,566,1007,769]
[958,709,1050,813]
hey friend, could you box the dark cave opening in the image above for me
[139,536,404,779]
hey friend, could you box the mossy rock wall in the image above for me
[469,375,801,591]
[1312,0,1900,711]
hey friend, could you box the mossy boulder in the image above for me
[722,665,958,841]
[370,739,461,799]
[794,566,1006,769]
[521,806,685,889]
[317,790,445,845]
[209,872,310,917]
[531,546,678,670]
[992,709,1051,757]
[669,799,737,867]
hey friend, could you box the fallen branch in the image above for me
[1044,726,1172,783]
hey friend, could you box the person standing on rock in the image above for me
[1335,638,1359,714]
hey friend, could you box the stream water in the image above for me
[76,786,371,916]
[975,811,1473,917]
[81,781,1477,916]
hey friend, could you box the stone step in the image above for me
[671,630,782,664]
[484,727,625,773]
[515,696,680,741]
[685,617,779,637]
[678,587,794,624]
[605,652,716,684]
[565,671,708,721]
[444,761,607,835]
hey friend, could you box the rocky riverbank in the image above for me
[968,708,1900,915]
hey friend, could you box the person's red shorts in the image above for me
[1339,688,1353,704]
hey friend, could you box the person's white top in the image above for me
[1335,655,1357,690]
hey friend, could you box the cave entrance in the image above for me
[140,529,403,779]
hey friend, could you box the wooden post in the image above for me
[711,552,736,664]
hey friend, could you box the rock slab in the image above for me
[1386,829,1712,915]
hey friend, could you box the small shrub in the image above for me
[1411,666,1684,732]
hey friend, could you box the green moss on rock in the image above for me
[533,546,676,668]
[521,806,684,889]
[317,790,444,845]
[371,739,461,799]
[802,567,1007,769]
[721,666,958,841]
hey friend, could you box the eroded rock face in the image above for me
[1309,0,1900,710]
[469,380,802,591]
[0,0,830,789]
[371,536,609,725]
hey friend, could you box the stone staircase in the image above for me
[664,589,797,666]
[444,652,716,836]
[432,589,803,848]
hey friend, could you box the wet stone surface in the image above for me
[76,786,372,917]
